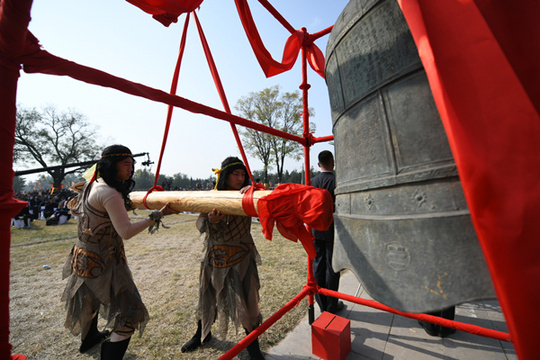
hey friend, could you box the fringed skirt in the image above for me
[61,248,149,339]
[198,251,262,340]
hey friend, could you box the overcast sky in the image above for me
[16,0,349,180]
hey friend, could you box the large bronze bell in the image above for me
[325,0,495,313]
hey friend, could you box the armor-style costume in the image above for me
[196,212,262,340]
[62,180,149,340]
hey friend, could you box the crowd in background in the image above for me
[12,189,75,228]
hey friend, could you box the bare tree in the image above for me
[269,90,316,183]
[235,86,315,184]
[14,105,101,188]
[235,87,278,184]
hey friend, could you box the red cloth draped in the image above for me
[234,0,325,78]
[255,184,333,259]
[397,1,540,359]
[125,0,203,26]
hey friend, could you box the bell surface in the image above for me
[325,0,495,313]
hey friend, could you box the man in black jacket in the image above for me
[311,150,343,314]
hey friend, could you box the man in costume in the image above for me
[62,145,177,359]
[311,150,343,314]
[181,156,265,359]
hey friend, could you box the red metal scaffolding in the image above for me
[2,1,540,359]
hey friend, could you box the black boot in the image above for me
[79,314,110,353]
[244,328,265,360]
[418,306,456,338]
[100,337,131,360]
[181,320,212,353]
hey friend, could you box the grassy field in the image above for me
[9,212,310,359]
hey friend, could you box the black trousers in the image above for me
[313,238,340,312]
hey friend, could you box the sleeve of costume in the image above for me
[99,187,150,240]
[196,212,225,234]
[196,213,207,233]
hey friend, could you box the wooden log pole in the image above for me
[130,190,273,216]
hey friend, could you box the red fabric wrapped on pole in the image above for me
[397,1,540,359]
[256,183,334,259]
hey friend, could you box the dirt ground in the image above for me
[9,213,308,359]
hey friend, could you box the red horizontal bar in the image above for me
[318,287,512,343]
[312,134,334,144]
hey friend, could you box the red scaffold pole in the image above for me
[153,12,191,188]
[257,0,295,34]
[218,286,311,360]
[143,12,192,208]
[300,28,312,187]
[193,12,257,184]
[318,288,512,343]
[299,28,318,326]
[312,134,334,144]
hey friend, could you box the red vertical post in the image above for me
[300,28,311,187]
[299,29,317,323]
[0,1,33,358]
